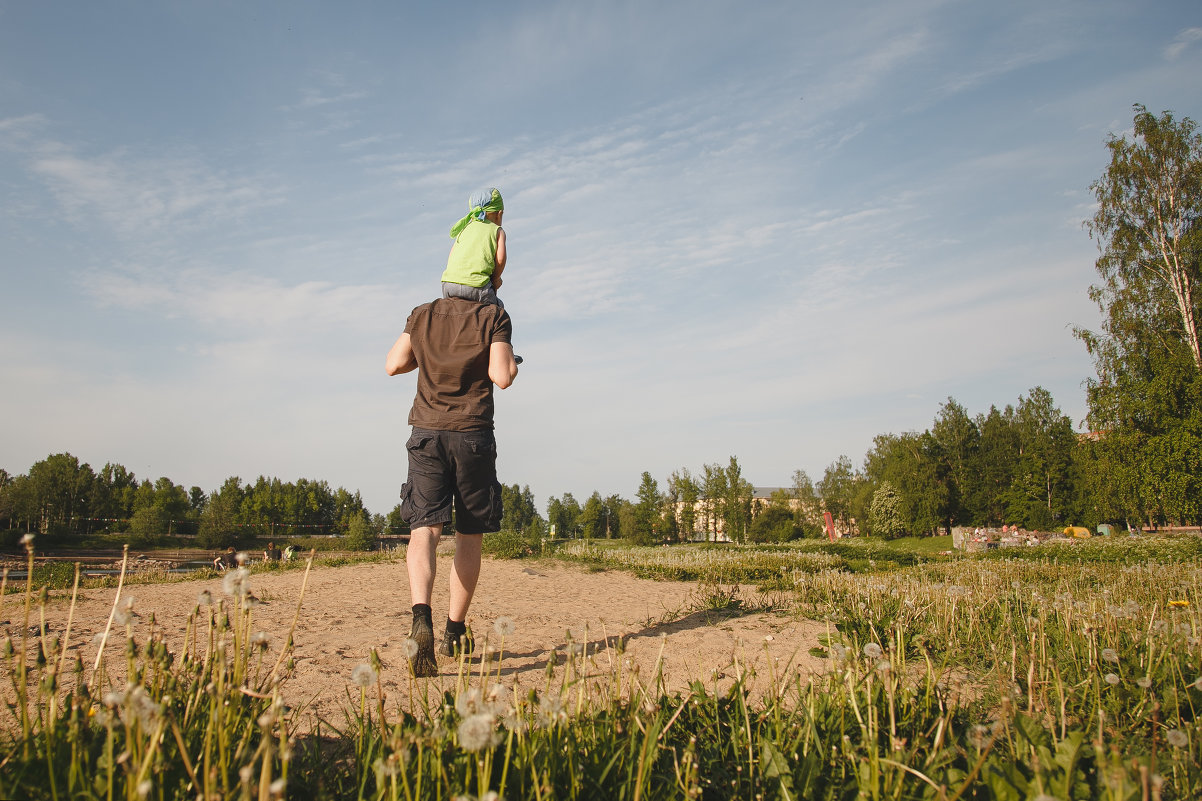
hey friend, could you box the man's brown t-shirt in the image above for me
[404,298,512,431]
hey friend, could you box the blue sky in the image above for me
[2,1,1200,515]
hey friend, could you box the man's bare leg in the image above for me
[405,524,442,676]
[448,532,482,621]
[406,524,442,605]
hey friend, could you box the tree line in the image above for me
[0,454,386,549]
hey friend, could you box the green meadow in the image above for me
[3,534,1200,800]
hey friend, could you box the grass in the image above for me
[3,533,1200,799]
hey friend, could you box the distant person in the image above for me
[385,286,519,677]
[263,542,282,562]
[441,188,507,308]
[213,546,237,570]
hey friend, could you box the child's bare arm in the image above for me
[492,227,506,289]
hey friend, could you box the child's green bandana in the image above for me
[449,188,504,238]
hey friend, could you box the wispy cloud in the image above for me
[1165,27,1202,60]
[28,144,279,238]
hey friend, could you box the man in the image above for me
[385,296,519,676]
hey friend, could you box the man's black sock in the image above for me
[446,618,467,636]
[412,604,432,623]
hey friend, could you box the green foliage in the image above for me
[343,510,377,551]
[747,504,799,543]
[480,527,541,559]
[1077,104,1202,527]
[868,481,907,539]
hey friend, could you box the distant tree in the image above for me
[1086,104,1202,371]
[631,472,662,545]
[868,482,907,539]
[198,477,243,549]
[720,457,754,543]
[670,469,699,541]
[790,469,822,536]
[129,505,169,538]
[603,494,625,539]
[1003,387,1078,529]
[931,398,980,528]
[577,492,604,540]
[343,510,376,551]
[500,484,539,532]
[1076,104,1202,527]
[749,497,799,543]
[385,505,410,537]
[819,456,858,534]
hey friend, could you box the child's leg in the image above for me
[441,282,504,309]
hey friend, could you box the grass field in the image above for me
[3,534,1199,799]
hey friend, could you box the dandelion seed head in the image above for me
[456,687,485,717]
[269,778,287,796]
[1137,677,1152,689]
[457,712,499,751]
[1166,729,1189,748]
[493,616,516,637]
[862,642,883,660]
[113,608,132,627]
[1192,676,1202,691]
[1104,673,1121,686]
[351,663,377,688]
[403,638,419,659]
[197,590,213,606]
[1101,648,1119,663]
[222,568,251,598]
[21,533,34,546]
[137,779,152,799]
[235,551,249,565]
[968,724,990,749]
[251,631,271,647]
[875,660,891,675]
[239,765,254,784]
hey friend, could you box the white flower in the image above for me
[222,567,251,598]
[493,617,516,637]
[457,713,500,751]
[351,663,377,688]
[1166,729,1189,748]
[862,643,883,660]
[1104,673,1120,686]
[1101,648,1119,663]
[456,687,485,717]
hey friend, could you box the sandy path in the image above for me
[16,549,828,723]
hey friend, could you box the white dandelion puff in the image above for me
[456,687,485,718]
[403,638,419,659]
[351,663,377,688]
[235,551,249,565]
[862,642,883,660]
[457,712,500,751]
[1166,729,1189,748]
[197,590,213,606]
[1137,676,1152,689]
[1101,648,1119,663]
[493,616,516,637]
[1104,673,1121,686]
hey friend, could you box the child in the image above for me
[441,187,506,308]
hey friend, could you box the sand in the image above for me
[15,547,829,724]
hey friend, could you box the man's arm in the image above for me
[488,341,518,389]
[385,332,418,375]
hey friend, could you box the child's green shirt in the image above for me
[442,219,499,288]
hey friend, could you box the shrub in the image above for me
[482,528,541,559]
